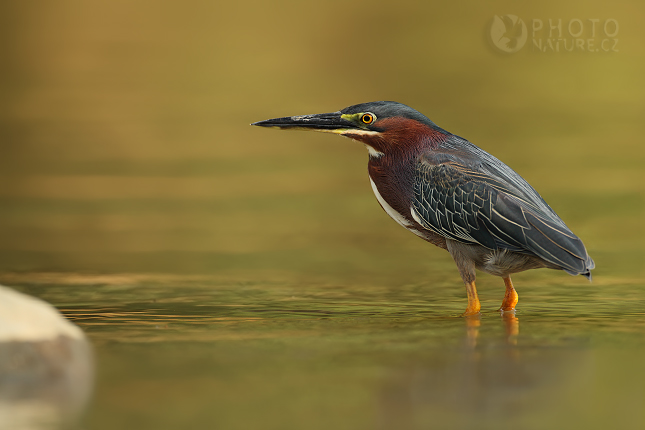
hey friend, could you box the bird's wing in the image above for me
[411,137,594,276]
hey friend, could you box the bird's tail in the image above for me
[581,254,595,281]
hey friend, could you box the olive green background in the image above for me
[1,0,644,429]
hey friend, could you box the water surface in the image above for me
[4,270,644,430]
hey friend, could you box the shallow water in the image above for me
[5,270,645,430]
[1,0,645,428]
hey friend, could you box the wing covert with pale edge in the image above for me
[411,136,594,277]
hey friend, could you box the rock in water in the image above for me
[0,285,93,430]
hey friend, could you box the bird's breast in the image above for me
[367,158,448,249]
[368,177,413,229]
[368,174,432,242]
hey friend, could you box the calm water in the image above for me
[1,0,644,428]
[6,267,645,429]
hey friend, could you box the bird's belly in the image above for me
[448,240,554,276]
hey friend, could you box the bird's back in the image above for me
[412,134,595,278]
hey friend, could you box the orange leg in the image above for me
[499,276,519,312]
[462,280,481,316]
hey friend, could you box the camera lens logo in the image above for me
[490,15,527,53]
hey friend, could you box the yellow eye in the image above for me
[361,113,375,125]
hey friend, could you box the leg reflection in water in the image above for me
[503,311,519,345]
[377,310,589,429]
[465,311,519,349]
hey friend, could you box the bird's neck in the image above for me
[366,147,418,217]
[359,117,448,154]
[364,124,442,182]
[356,118,450,213]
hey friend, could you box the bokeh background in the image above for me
[1,0,644,429]
[1,0,643,280]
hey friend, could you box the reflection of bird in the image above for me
[500,15,524,50]
[253,101,594,316]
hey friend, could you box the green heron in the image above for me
[252,101,594,316]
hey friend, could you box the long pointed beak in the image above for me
[251,111,358,133]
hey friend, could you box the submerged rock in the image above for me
[0,285,93,430]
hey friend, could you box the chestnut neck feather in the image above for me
[351,117,450,230]
[350,117,448,154]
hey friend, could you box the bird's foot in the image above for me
[498,276,518,312]
[461,302,481,317]
[462,280,481,317]
[498,299,518,313]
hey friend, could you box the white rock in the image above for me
[0,285,84,342]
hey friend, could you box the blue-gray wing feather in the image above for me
[411,135,594,277]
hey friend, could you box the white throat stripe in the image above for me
[365,145,384,158]
[369,178,411,228]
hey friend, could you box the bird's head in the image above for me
[252,101,449,157]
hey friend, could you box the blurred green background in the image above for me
[1,0,643,279]
[1,0,644,429]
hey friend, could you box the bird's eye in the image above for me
[361,113,375,125]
